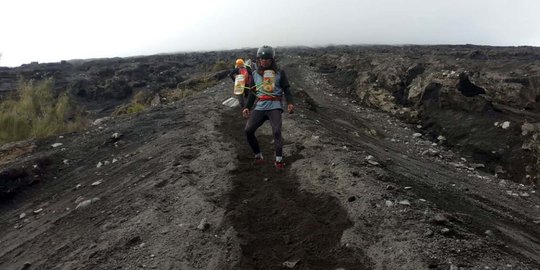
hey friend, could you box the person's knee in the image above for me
[245,127,255,136]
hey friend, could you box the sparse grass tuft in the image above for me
[0,78,87,144]
[161,88,195,102]
[125,103,146,114]
[211,60,230,72]
[113,91,150,116]
[160,73,218,103]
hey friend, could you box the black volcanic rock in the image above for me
[290,44,540,184]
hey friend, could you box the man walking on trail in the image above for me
[229,58,253,108]
[242,45,294,169]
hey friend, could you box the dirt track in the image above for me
[1,56,539,269]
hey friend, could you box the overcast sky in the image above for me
[1,0,539,67]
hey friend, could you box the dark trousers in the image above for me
[244,109,283,157]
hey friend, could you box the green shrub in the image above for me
[0,78,87,144]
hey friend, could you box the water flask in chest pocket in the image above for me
[234,74,245,95]
[262,70,275,93]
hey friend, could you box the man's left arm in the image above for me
[280,70,294,113]
[228,68,239,82]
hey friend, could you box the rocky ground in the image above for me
[297,45,540,184]
[0,46,539,269]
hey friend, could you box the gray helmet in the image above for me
[257,45,275,59]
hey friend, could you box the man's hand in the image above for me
[242,108,250,119]
[287,104,294,114]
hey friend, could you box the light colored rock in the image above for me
[367,160,380,166]
[521,122,537,136]
[222,97,239,108]
[282,259,300,268]
[365,155,380,165]
[398,200,411,206]
[92,117,111,126]
[472,163,485,168]
[91,180,102,186]
[197,218,210,230]
[151,93,161,107]
[76,198,100,209]
[431,213,448,224]
[422,149,440,156]
[51,143,63,148]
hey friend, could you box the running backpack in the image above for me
[238,67,251,85]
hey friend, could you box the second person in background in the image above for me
[228,58,253,108]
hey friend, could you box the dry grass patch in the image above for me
[0,79,87,144]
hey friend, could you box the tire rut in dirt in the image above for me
[219,109,371,270]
